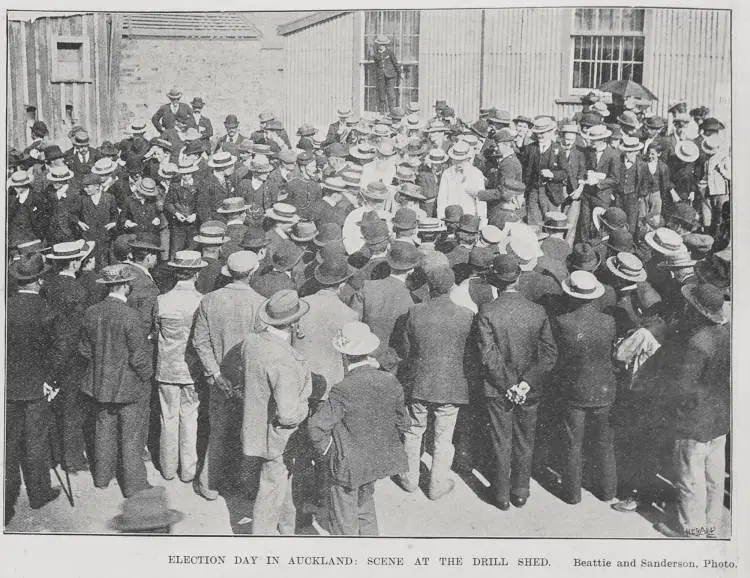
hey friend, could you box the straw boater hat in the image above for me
[333,321,380,356]
[216,197,249,214]
[531,116,556,134]
[177,158,200,174]
[136,178,159,198]
[9,253,51,282]
[167,250,208,270]
[258,289,309,326]
[562,270,605,300]
[587,124,612,140]
[265,202,300,223]
[448,141,472,161]
[46,239,95,261]
[418,217,448,234]
[128,119,147,135]
[645,227,686,256]
[657,250,697,269]
[158,163,179,180]
[193,220,230,245]
[681,283,729,325]
[249,155,274,174]
[47,165,75,182]
[425,148,448,165]
[8,170,33,188]
[374,35,391,45]
[542,211,570,231]
[207,150,236,169]
[96,264,136,285]
[606,252,648,283]
[220,250,259,278]
[619,136,644,152]
[91,157,117,176]
[675,140,700,163]
[362,181,389,201]
[503,236,538,272]
[349,143,376,161]
[111,486,183,532]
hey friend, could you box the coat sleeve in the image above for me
[267,362,308,428]
[393,381,411,434]
[307,387,347,456]
[78,312,92,360]
[151,106,164,134]
[521,315,558,390]
[125,314,154,384]
[192,297,220,377]
[599,151,621,191]
[475,312,511,394]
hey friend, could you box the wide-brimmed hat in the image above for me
[289,221,318,243]
[657,250,697,269]
[480,225,506,246]
[96,263,136,285]
[332,321,380,356]
[513,114,534,127]
[9,253,51,281]
[418,217,447,234]
[240,227,270,250]
[675,140,699,163]
[47,239,95,261]
[208,151,236,169]
[597,207,628,231]
[387,241,422,271]
[587,125,612,140]
[374,35,391,45]
[699,117,725,133]
[167,250,208,269]
[362,181,389,201]
[681,283,728,325]
[392,208,418,231]
[43,145,65,162]
[645,227,686,256]
[249,155,274,174]
[158,162,178,180]
[620,136,643,152]
[448,141,472,161]
[47,165,75,182]
[458,214,481,234]
[542,211,570,231]
[216,197,249,214]
[606,228,634,253]
[111,487,183,532]
[128,232,163,252]
[177,158,200,174]
[489,254,521,284]
[322,176,347,193]
[136,177,159,198]
[349,143,376,160]
[644,116,665,130]
[562,270,605,300]
[531,116,557,134]
[265,202,300,223]
[193,220,229,245]
[606,252,647,282]
[314,243,355,286]
[166,87,182,99]
[258,289,309,326]
[503,236,539,272]
[469,246,495,271]
[617,111,640,129]
[8,170,33,188]
[567,243,601,272]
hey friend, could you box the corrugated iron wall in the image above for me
[482,8,570,120]
[643,9,731,123]
[418,10,482,122]
[7,13,118,151]
[282,11,357,138]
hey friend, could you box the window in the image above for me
[571,8,645,92]
[362,11,420,113]
[51,36,91,83]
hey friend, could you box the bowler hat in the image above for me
[96,263,136,285]
[562,270,605,300]
[314,243,355,286]
[43,145,65,162]
[469,246,494,271]
[167,87,182,99]
[489,254,521,284]
[681,283,728,325]
[606,252,647,282]
[442,205,464,224]
[258,289,309,326]
[470,119,490,138]
[314,222,343,247]
[392,208,418,231]
[240,227,270,250]
[190,97,205,109]
[224,114,240,128]
[289,221,319,243]
[387,241,422,271]
[296,151,315,166]
[9,253,51,282]
[332,321,380,356]
[184,140,205,156]
[458,214,480,234]
[110,486,183,532]
[168,250,208,269]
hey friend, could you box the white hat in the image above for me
[562,270,605,300]
[46,239,96,261]
[332,321,380,356]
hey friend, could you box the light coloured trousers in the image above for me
[158,382,199,482]
[252,454,296,535]
[403,401,460,492]
[672,435,726,538]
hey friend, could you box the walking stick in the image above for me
[49,452,75,508]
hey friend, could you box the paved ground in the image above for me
[5,453,731,537]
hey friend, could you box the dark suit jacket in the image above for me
[45,184,82,244]
[65,148,102,178]
[73,192,119,245]
[588,146,621,207]
[7,291,55,400]
[397,294,475,405]
[285,177,322,220]
[152,102,195,134]
[79,296,154,404]
[553,302,617,407]
[120,197,162,235]
[416,169,440,217]
[475,291,557,399]
[194,114,214,141]
[308,365,410,488]
[196,173,236,223]
[617,156,651,199]
[322,121,348,148]
[558,144,588,194]
[372,47,400,79]
[526,142,566,206]
[163,182,197,225]
[8,191,47,245]
[478,153,523,223]
[213,132,248,154]
[125,263,160,338]
[44,274,89,386]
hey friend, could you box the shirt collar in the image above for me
[17,190,30,203]
[266,325,291,343]
[108,293,128,303]
[56,183,69,199]
[17,289,40,295]
[59,270,77,278]
[347,357,378,371]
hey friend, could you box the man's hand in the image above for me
[151,217,161,227]
[175,212,186,223]
[210,374,234,399]
[43,382,60,402]
[124,219,137,229]
[541,169,554,180]
[186,213,197,223]
[104,222,117,231]
[78,221,90,232]
[670,189,681,204]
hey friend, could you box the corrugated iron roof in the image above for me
[277,11,349,36]
[122,12,261,39]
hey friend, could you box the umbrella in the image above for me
[598,79,658,102]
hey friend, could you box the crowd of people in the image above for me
[6,83,731,538]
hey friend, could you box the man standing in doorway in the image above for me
[372,35,402,115]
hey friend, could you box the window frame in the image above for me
[568,8,645,96]
[50,35,92,84]
[359,10,420,114]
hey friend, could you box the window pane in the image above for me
[622,36,633,61]
[573,61,582,88]
[402,36,418,62]
[581,61,591,89]
[632,63,643,83]
[612,9,622,33]
[612,36,620,61]
[634,37,644,61]
[405,11,419,34]
[364,63,377,87]
[622,62,633,80]
[383,11,399,35]
[602,36,613,61]
[631,9,645,32]
[580,36,591,59]
[599,9,614,32]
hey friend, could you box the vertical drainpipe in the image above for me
[479,9,486,111]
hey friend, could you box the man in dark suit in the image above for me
[617,136,651,234]
[65,129,102,179]
[152,87,194,134]
[372,35,401,114]
[72,173,119,268]
[476,131,523,224]
[524,117,564,225]
[308,321,410,535]
[78,264,154,498]
[44,240,96,474]
[395,267,474,500]
[580,125,621,242]
[475,254,558,510]
[190,97,213,145]
[322,107,353,148]
[196,151,237,222]
[6,255,61,523]
[553,270,618,505]
[7,169,48,247]
[214,115,246,154]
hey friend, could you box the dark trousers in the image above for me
[169,225,197,259]
[94,396,150,498]
[485,397,538,502]
[5,398,53,510]
[617,193,640,234]
[563,403,617,503]
[376,75,398,114]
[49,387,88,471]
[328,481,378,536]
[578,188,611,242]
